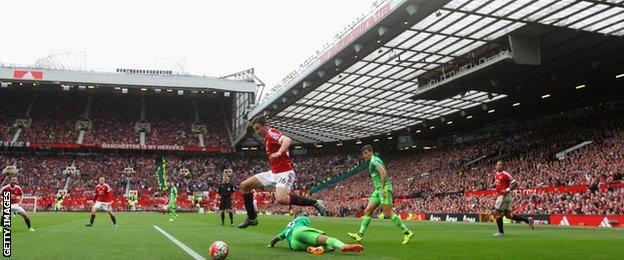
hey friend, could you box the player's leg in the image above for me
[291,228,326,254]
[14,205,33,231]
[493,194,506,236]
[504,198,534,229]
[107,206,117,225]
[220,209,225,225]
[274,171,328,216]
[380,204,414,244]
[348,196,379,242]
[168,204,177,221]
[227,209,234,225]
[315,234,363,253]
[238,173,266,228]
[86,203,99,226]
[494,195,514,236]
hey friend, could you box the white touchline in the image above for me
[153,226,206,260]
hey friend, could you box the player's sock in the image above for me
[510,215,529,223]
[220,212,225,224]
[110,215,117,224]
[391,214,409,234]
[358,216,372,236]
[496,216,504,233]
[288,195,317,206]
[24,217,31,229]
[243,192,257,220]
[228,212,233,223]
[90,214,96,224]
[325,237,345,249]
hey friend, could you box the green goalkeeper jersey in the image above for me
[169,186,178,203]
[277,216,312,246]
[369,155,392,191]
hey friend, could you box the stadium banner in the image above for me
[550,215,624,228]
[0,141,30,148]
[426,213,479,223]
[21,142,231,153]
[13,69,44,80]
[600,183,624,191]
[465,185,589,197]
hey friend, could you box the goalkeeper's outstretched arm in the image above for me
[268,230,287,247]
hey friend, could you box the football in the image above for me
[209,241,229,260]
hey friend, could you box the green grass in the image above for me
[9,212,624,259]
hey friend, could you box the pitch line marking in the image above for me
[153,225,206,260]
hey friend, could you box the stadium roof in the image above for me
[0,65,258,93]
[242,0,624,145]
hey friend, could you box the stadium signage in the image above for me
[550,215,624,228]
[17,142,232,153]
[427,213,479,222]
[12,69,43,80]
[101,143,185,151]
[0,141,29,148]
[319,2,391,63]
[2,191,10,257]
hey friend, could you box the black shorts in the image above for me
[219,199,232,210]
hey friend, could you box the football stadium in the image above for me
[1,0,624,259]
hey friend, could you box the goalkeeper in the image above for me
[168,181,178,221]
[268,212,363,255]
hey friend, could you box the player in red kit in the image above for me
[238,116,328,229]
[1,177,34,231]
[86,177,117,227]
[492,161,534,237]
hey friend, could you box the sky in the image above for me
[0,0,377,89]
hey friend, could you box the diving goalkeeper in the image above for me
[268,212,363,255]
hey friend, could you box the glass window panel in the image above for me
[399,32,432,49]
[387,30,417,47]
[509,0,556,19]
[476,0,509,15]
[429,13,466,32]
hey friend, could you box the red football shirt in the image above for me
[494,171,513,195]
[1,184,23,204]
[95,183,113,203]
[264,128,293,174]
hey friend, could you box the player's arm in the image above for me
[376,165,388,195]
[14,188,23,202]
[270,135,292,158]
[268,230,287,247]
[507,179,518,193]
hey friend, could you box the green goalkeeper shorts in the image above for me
[289,227,325,251]
[370,189,393,206]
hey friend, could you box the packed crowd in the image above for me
[0,89,32,142]
[319,110,624,216]
[2,93,624,216]
[0,152,360,197]
[0,89,231,148]
[145,96,196,146]
[86,95,140,144]
[19,92,86,143]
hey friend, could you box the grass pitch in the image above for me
[9,212,624,259]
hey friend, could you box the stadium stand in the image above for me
[1,88,232,148]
